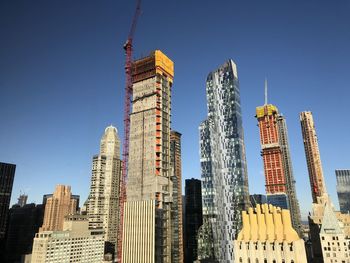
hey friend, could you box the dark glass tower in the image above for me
[0,162,16,240]
[4,203,44,262]
[184,178,202,263]
[336,169,350,213]
[199,60,249,262]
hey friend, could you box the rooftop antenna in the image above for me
[264,78,268,105]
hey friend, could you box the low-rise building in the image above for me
[234,203,307,263]
[31,215,104,263]
[319,203,350,263]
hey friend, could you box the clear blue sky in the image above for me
[1,0,349,219]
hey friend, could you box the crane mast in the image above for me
[117,0,141,262]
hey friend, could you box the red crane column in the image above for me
[117,1,141,262]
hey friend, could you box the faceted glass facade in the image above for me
[267,193,289,209]
[336,169,350,214]
[199,60,249,262]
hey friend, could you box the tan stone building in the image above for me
[40,185,77,232]
[234,204,307,263]
[87,125,122,254]
[320,203,350,263]
[122,50,175,263]
[308,195,350,262]
[32,215,104,263]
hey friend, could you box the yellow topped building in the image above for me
[256,104,279,118]
[234,204,307,263]
[123,50,178,263]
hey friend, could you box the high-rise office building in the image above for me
[184,178,202,263]
[31,215,104,263]
[234,204,307,263]
[87,125,122,256]
[122,50,174,262]
[170,131,183,263]
[40,185,78,232]
[0,162,16,240]
[197,120,216,261]
[336,169,350,214]
[256,88,302,234]
[199,60,250,262]
[4,203,44,262]
[300,111,327,203]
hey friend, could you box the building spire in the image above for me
[264,78,268,105]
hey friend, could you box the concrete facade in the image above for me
[122,200,155,263]
[122,50,174,263]
[234,204,307,263]
[170,131,183,263]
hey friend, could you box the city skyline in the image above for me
[1,0,350,219]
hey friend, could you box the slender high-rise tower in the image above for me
[170,131,183,263]
[256,81,302,235]
[122,50,174,263]
[199,60,250,262]
[300,111,327,203]
[40,185,78,232]
[87,125,122,255]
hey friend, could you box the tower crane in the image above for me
[116,0,141,262]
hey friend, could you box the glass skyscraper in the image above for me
[199,60,249,262]
[336,169,350,214]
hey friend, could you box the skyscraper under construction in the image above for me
[122,50,176,263]
[300,111,327,203]
[255,84,302,235]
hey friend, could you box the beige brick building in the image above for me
[32,215,104,263]
[40,185,77,232]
